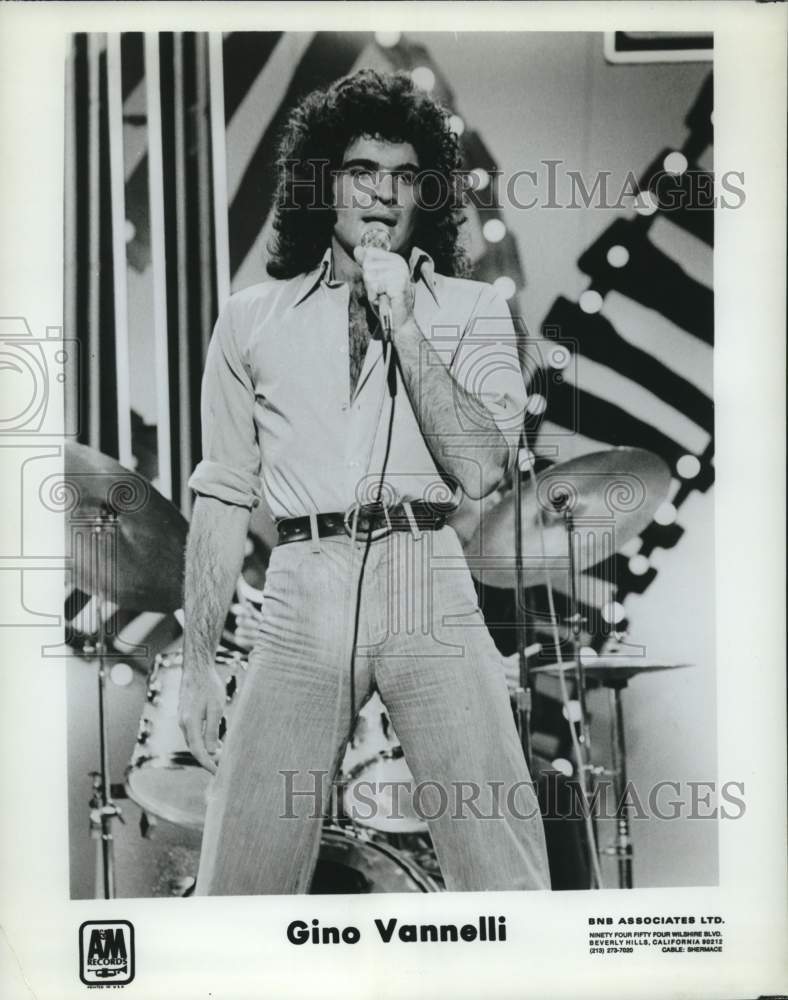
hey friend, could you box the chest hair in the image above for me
[348,286,376,397]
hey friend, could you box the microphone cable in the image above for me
[344,321,398,750]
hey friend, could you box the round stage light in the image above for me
[607,244,630,268]
[111,663,134,687]
[654,501,678,526]
[552,758,574,778]
[470,167,490,191]
[525,392,547,416]
[628,554,650,576]
[579,290,603,314]
[375,32,401,48]
[620,537,642,558]
[634,190,659,217]
[579,646,598,664]
[448,114,465,136]
[562,700,582,724]
[601,601,626,625]
[493,275,516,299]
[482,219,506,243]
[663,151,689,176]
[124,219,136,243]
[411,66,436,92]
[676,454,701,479]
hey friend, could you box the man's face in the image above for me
[332,135,420,259]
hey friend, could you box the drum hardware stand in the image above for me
[599,676,633,887]
[599,636,635,889]
[543,495,594,758]
[512,443,534,770]
[554,497,603,886]
[561,507,592,756]
[80,507,124,900]
[139,809,158,839]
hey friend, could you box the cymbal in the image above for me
[465,448,671,589]
[64,442,187,612]
[530,657,692,684]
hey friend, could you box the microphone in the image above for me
[358,227,392,340]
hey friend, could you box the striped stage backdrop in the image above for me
[64,31,713,652]
[523,72,714,635]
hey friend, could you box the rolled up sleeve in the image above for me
[188,301,263,509]
[450,283,527,472]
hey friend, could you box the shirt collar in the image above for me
[293,245,440,307]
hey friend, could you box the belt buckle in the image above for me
[343,502,392,542]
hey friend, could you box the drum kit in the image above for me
[66,440,691,897]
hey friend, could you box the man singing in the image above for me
[179,69,550,893]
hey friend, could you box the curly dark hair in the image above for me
[266,69,469,279]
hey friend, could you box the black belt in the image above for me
[276,502,452,546]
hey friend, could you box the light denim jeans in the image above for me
[196,526,551,893]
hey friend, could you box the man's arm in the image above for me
[178,297,262,772]
[179,496,251,773]
[392,319,509,499]
[355,245,514,499]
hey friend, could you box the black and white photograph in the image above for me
[0,4,785,1000]
[61,26,719,900]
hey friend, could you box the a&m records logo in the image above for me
[79,921,135,987]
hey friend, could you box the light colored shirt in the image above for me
[189,246,527,519]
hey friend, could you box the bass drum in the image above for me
[310,827,438,894]
[180,827,439,896]
[125,648,247,830]
[340,692,426,835]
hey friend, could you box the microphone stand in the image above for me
[512,436,533,769]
